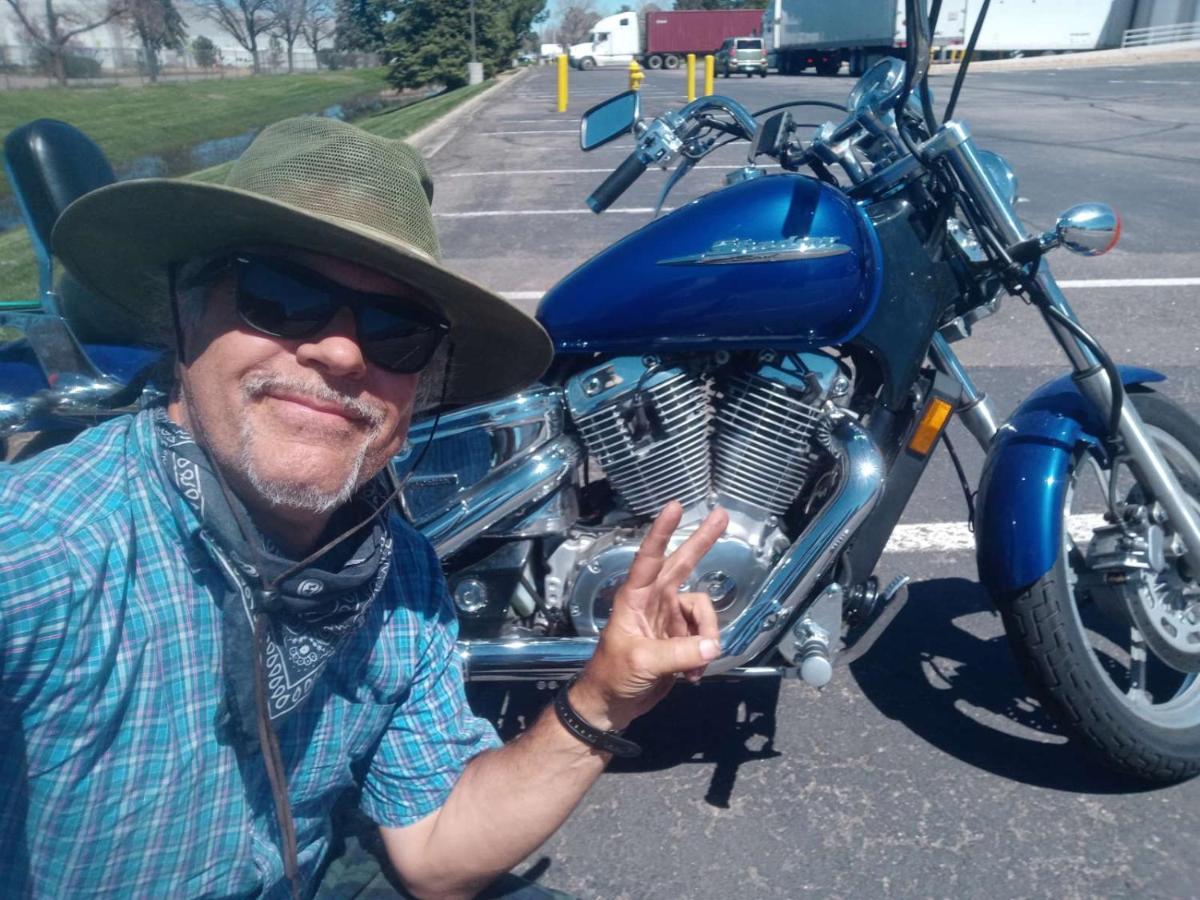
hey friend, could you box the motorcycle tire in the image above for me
[999,388,1200,782]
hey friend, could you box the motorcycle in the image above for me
[4,1,1200,782]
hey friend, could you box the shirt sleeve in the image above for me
[359,533,502,829]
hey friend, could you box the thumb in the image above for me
[638,635,722,677]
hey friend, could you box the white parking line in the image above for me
[481,129,580,135]
[442,165,745,177]
[1057,277,1200,289]
[438,207,668,218]
[883,514,1106,554]
[496,277,1199,300]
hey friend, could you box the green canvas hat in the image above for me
[52,116,553,404]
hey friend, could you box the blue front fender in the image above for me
[975,366,1165,593]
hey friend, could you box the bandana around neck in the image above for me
[153,409,393,750]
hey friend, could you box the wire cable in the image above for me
[752,99,847,117]
[944,0,992,121]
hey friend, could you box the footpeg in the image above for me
[838,575,910,667]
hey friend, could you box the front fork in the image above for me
[926,121,1200,571]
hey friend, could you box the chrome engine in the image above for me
[551,352,850,635]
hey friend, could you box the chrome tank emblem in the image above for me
[658,235,852,266]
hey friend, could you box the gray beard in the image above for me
[236,372,387,515]
[236,423,370,515]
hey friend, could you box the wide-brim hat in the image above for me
[52,116,553,404]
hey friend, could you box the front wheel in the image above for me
[579,56,596,71]
[999,389,1200,781]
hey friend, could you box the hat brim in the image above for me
[52,179,553,404]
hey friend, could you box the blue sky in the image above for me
[543,1,637,32]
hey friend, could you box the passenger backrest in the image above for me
[4,119,116,296]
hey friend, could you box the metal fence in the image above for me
[0,43,384,89]
[1121,20,1200,47]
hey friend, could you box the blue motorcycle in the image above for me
[4,4,1200,782]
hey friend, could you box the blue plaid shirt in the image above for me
[0,410,500,898]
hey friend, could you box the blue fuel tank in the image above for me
[537,173,882,354]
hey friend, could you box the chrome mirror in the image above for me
[1040,203,1122,256]
[848,58,905,118]
[580,90,641,151]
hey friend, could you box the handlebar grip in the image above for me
[587,152,647,213]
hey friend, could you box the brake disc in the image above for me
[1125,565,1200,674]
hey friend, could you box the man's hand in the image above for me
[569,501,730,732]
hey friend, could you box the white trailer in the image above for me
[953,0,1135,53]
[765,0,1133,76]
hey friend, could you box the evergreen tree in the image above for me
[334,0,383,50]
[383,0,546,90]
[128,0,186,82]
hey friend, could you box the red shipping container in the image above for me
[643,9,764,55]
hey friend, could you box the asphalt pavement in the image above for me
[428,61,1200,899]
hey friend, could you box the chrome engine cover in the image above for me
[556,350,848,637]
[546,499,793,636]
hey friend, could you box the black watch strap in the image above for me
[554,677,641,758]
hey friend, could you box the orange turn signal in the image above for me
[908,397,954,456]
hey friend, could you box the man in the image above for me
[0,116,727,899]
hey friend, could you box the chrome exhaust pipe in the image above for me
[458,416,884,681]
[422,435,582,557]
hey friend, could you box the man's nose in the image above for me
[294,307,367,378]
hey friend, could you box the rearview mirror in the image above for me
[580,90,641,151]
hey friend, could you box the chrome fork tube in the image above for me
[934,121,1200,567]
[929,332,999,449]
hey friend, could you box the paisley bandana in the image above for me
[153,409,393,748]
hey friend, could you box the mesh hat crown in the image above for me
[227,117,441,260]
[53,116,552,404]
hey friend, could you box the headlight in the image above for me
[977,149,1018,207]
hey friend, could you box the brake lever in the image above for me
[654,155,697,218]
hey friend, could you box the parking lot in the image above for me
[427,61,1200,898]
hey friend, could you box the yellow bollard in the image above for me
[686,52,696,102]
[704,54,714,96]
[628,59,644,91]
[557,54,568,112]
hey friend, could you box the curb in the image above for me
[407,66,536,158]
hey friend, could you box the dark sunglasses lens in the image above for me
[237,259,335,338]
[357,304,445,373]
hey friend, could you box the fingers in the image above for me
[679,592,720,683]
[635,634,722,679]
[624,501,683,590]
[660,507,729,585]
[679,592,719,642]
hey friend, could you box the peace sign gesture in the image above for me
[568,501,730,733]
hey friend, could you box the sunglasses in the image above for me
[177,254,450,374]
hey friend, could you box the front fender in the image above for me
[975,365,1165,593]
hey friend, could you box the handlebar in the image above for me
[587,151,648,213]
[586,96,758,215]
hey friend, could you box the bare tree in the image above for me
[556,0,598,47]
[2,0,129,84]
[194,0,273,72]
[300,0,334,65]
[266,0,305,71]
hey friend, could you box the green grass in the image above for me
[0,76,498,300]
[0,69,387,169]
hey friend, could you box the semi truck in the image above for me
[568,8,764,70]
[762,0,1135,76]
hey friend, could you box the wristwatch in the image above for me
[554,676,642,758]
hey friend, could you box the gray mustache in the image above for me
[242,373,387,427]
